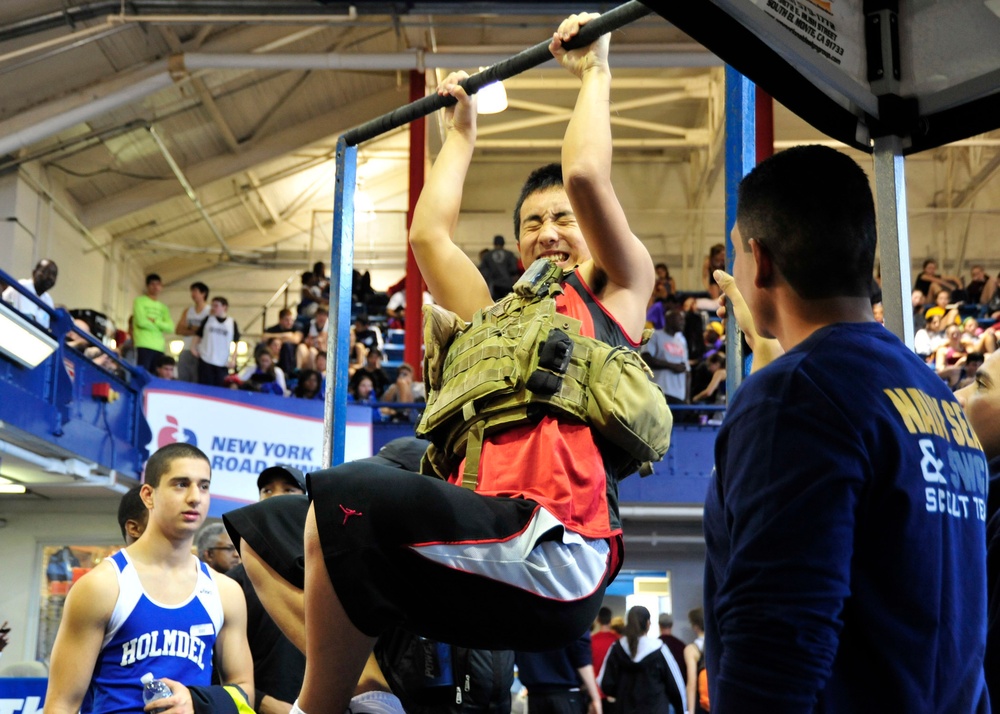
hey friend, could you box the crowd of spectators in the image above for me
[908,258,999,393]
[5,249,999,422]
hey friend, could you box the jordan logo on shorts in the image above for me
[339,504,362,525]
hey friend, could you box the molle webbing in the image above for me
[417,260,671,488]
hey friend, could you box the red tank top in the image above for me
[453,270,639,542]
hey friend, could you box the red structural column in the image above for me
[404,70,426,378]
[755,87,774,164]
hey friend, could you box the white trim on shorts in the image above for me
[409,506,609,601]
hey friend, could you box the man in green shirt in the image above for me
[133,273,175,372]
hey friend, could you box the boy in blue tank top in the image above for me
[703,146,989,713]
[43,443,254,714]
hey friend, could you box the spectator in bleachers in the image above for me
[935,324,968,374]
[248,345,288,396]
[174,281,210,382]
[914,308,947,362]
[347,329,367,380]
[385,286,434,330]
[2,258,58,328]
[151,354,176,380]
[682,296,708,362]
[380,362,424,422]
[655,262,677,298]
[702,243,726,299]
[928,288,961,327]
[702,322,725,359]
[691,353,726,405]
[642,308,689,405]
[347,373,376,405]
[192,296,239,388]
[962,317,998,355]
[968,265,997,307]
[263,308,303,375]
[646,279,670,330]
[872,301,884,325]
[911,289,927,327]
[352,314,383,354]
[132,273,175,373]
[913,258,962,300]
[292,369,323,400]
[349,348,391,398]
[478,234,522,301]
[297,270,326,324]
[297,307,329,370]
[313,261,330,300]
[940,351,984,392]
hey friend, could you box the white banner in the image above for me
[144,385,372,511]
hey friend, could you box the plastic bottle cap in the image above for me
[140,673,154,685]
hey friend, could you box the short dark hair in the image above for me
[213,296,229,308]
[493,234,505,247]
[688,607,704,632]
[597,606,612,626]
[736,145,876,299]
[513,163,563,241]
[316,306,329,316]
[145,273,162,286]
[967,352,985,365]
[117,485,147,543]
[152,354,176,370]
[190,282,209,298]
[144,442,210,488]
[279,308,293,319]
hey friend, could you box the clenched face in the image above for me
[517,187,591,271]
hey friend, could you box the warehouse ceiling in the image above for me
[1,1,998,328]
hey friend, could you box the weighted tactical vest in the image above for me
[416,259,672,488]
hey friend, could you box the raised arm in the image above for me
[43,566,116,714]
[408,72,494,321]
[552,13,654,338]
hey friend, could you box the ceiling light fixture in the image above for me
[476,68,508,115]
[0,300,58,369]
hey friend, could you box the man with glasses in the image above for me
[196,523,241,574]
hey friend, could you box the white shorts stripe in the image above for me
[410,507,609,601]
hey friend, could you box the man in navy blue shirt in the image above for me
[704,145,989,713]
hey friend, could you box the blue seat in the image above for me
[387,329,406,345]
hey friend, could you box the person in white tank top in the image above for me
[175,282,211,382]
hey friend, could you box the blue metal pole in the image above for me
[724,65,755,387]
[322,137,356,468]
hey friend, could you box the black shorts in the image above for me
[227,462,611,652]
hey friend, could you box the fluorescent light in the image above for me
[0,484,27,494]
[477,68,508,115]
[236,340,248,356]
[168,339,184,355]
[0,300,57,368]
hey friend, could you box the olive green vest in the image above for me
[416,259,672,488]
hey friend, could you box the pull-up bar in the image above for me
[342,0,654,147]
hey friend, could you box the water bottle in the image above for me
[140,672,172,713]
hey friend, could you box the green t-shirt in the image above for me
[132,294,175,351]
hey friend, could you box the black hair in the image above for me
[624,606,651,658]
[117,485,147,543]
[213,296,229,308]
[512,163,563,241]
[145,273,162,286]
[493,234,505,247]
[144,442,210,488]
[294,369,323,398]
[190,282,209,299]
[736,145,876,299]
[151,354,176,371]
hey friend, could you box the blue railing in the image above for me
[0,265,150,479]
